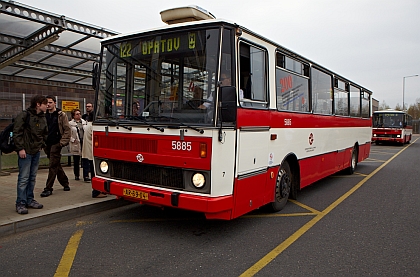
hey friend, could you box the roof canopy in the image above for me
[0,0,119,86]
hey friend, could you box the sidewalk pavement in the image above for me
[0,166,129,238]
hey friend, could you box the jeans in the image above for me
[16,151,41,205]
[44,143,69,191]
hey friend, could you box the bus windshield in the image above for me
[373,113,404,128]
[96,27,228,125]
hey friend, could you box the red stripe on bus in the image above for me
[236,109,372,128]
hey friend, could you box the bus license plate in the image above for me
[123,188,149,200]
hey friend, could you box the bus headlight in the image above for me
[99,161,109,173]
[192,173,206,188]
[373,134,377,137]
[397,135,401,138]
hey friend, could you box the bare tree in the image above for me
[378,100,390,110]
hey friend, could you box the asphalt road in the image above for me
[0,140,419,277]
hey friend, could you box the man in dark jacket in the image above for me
[82,102,94,122]
[13,95,48,214]
[40,95,71,197]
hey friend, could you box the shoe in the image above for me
[75,176,80,180]
[27,199,43,209]
[16,204,28,214]
[93,193,107,198]
[84,177,91,182]
[40,190,52,197]
[63,186,70,191]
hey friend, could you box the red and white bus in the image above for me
[372,109,412,145]
[91,6,372,220]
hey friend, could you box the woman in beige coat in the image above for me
[82,121,106,198]
[69,109,87,180]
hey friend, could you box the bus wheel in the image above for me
[268,161,292,212]
[346,147,358,175]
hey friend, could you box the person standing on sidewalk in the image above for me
[82,119,106,198]
[82,102,94,122]
[69,108,86,180]
[40,95,71,197]
[14,95,48,214]
[81,102,94,181]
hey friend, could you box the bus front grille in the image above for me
[109,160,184,189]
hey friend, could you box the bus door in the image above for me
[232,40,270,216]
[234,127,271,215]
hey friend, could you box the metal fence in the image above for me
[0,93,90,129]
[413,119,420,134]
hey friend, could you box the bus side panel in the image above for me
[231,166,279,219]
[358,142,370,162]
[299,147,351,188]
[237,130,270,175]
[299,141,370,188]
[209,130,236,197]
[231,174,267,218]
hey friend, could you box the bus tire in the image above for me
[268,161,292,212]
[346,147,358,175]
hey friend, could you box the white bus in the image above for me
[91,6,372,220]
[372,109,412,145]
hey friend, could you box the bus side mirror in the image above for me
[219,86,237,123]
[92,62,99,90]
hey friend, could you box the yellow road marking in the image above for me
[365,158,386,162]
[54,229,84,277]
[239,142,412,277]
[353,172,368,177]
[288,199,321,214]
[76,221,93,227]
[244,213,317,218]
[111,218,196,223]
[370,151,400,155]
[330,174,363,178]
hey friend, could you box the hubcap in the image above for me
[276,169,291,200]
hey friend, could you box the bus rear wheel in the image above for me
[346,147,358,175]
[268,161,292,212]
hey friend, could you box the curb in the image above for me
[0,199,131,238]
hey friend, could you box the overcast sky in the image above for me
[20,0,420,109]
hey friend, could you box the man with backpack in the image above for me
[13,95,48,214]
[40,95,71,197]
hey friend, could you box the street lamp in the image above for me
[403,74,418,111]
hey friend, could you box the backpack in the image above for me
[0,111,30,154]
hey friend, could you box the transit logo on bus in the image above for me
[305,133,316,153]
[309,133,314,145]
[136,154,144,163]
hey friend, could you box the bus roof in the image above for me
[374,109,405,114]
[101,6,373,95]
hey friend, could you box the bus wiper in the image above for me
[103,117,132,131]
[154,115,204,134]
[129,116,164,132]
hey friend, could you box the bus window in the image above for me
[239,42,268,108]
[350,85,361,117]
[276,53,309,112]
[334,78,348,116]
[312,68,332,114]
[361,91,370,118]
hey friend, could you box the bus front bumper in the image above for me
[92,177,234,220]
